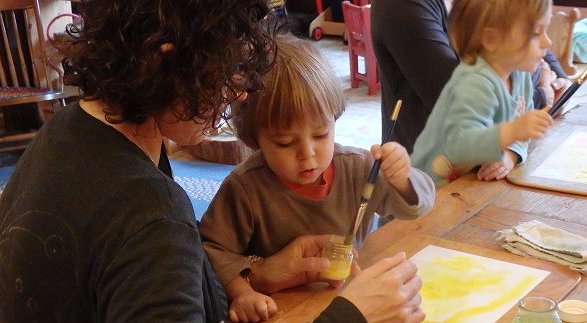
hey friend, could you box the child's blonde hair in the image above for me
[233,33,346,149]
[449,0,551,64]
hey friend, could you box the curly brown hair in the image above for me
[62,0,276,126]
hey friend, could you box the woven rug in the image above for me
[170,160,234,220]
[0,160,234,221]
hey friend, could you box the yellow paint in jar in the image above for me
[322,235,353,281]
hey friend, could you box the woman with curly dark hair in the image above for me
[0,1,425,322]
[0,0,271,321]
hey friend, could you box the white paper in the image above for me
[411,245,550,323]
[560,80,587,116]
[530,130,587,185]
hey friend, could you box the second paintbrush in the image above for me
[549,68,587,117]
[344,99,403,245]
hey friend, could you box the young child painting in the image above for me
[411,0,555,186]
[199,34,435,322]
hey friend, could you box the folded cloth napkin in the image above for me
[495,220,587,274]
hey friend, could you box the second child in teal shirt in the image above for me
[411,0,555,186]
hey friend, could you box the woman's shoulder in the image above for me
[112,168,195,221]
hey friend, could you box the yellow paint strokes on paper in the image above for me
[411,246,549,323]
[442,277,534,322]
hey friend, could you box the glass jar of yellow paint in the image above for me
[321,235,353,281]
[513,296,562,323]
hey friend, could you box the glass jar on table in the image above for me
[513,296,562,323]
[321,235,353,281]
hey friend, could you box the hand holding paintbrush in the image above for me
[344,100,405,245]
[549,68,587,117]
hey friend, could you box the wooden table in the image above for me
[267,98,587,322]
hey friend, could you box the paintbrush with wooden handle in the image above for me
[344,99,403,245]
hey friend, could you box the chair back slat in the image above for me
[0,58,5,87]
[24,8,40,89]
[13,10,30,87]
[0,13,8,87]
[1,12,20,86]
[30,0,51,91]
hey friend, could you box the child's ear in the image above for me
[480,27,500,52]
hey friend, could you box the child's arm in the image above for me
[226,275,278,322]
[371,142,418,204]
[537,60,557,108]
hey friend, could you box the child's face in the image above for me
[257,116,335,186]
[495,9,552,75]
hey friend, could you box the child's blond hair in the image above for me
[233,33,346,149]
[449,0,551,64]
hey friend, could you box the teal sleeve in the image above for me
[443,74,503,167]
[508,141,528,164]
[509,72,534,164]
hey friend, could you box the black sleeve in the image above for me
[97,220,215,322]
[531,69,547,109]
[314,296,367,323]
[543,49,568,78]
[381,1,459,109]
[532,50,569,108]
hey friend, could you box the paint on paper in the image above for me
[411,245,549,323]
[530,130,587,184]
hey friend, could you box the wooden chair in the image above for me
[548,7,581,77]
[342,0,380,95]
[0,0,78,150]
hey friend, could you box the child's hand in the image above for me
[371,142,417,204]
[552,78,572,103]
[502,109,553,148]
[512,108,553,141]
[538,60,557,87]
[477,150,517,181]
[371,142,410,187]
[228,290,277,322]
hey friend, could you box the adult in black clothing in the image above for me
[371,0,571,153]
[0,0,424,322]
